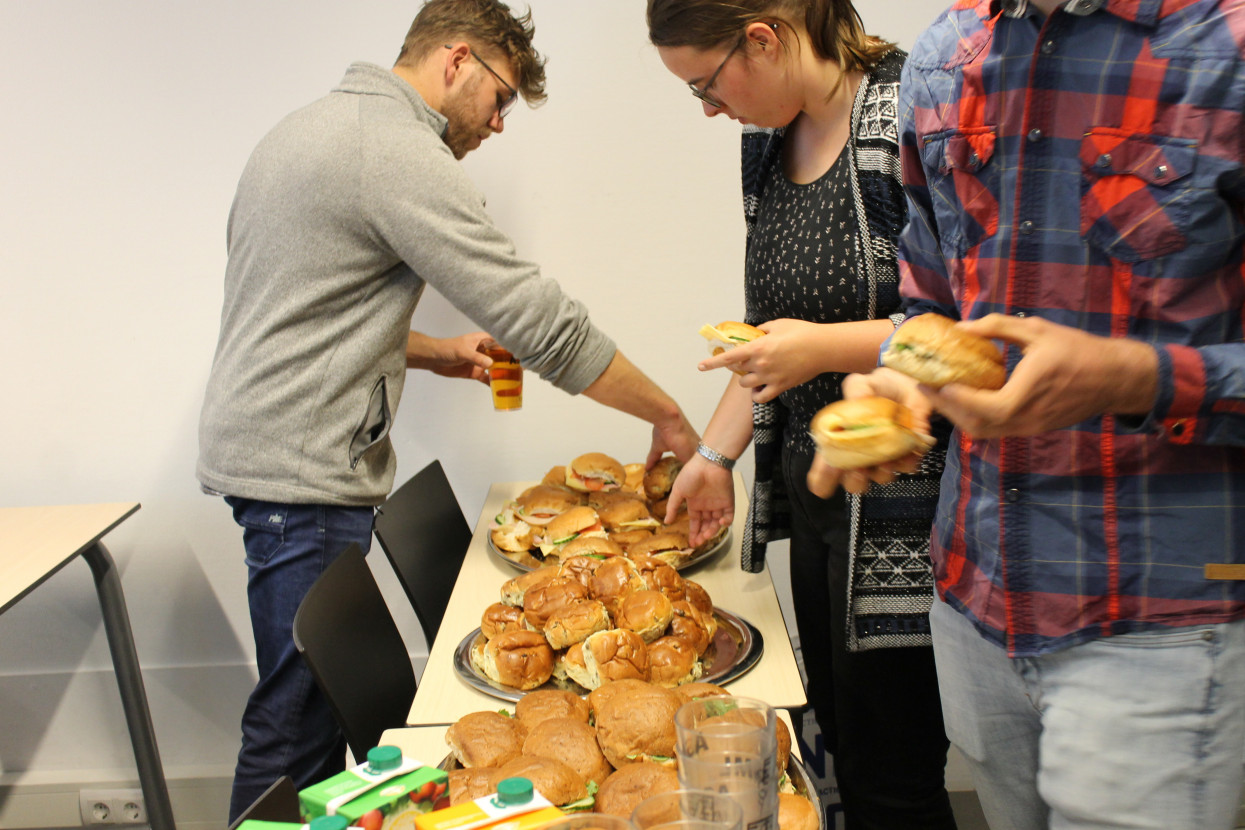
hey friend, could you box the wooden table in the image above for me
[0,503,175,830]
[407,475,805,726]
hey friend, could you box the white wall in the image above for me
[0,0,950,792]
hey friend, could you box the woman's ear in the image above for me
[744,20,781,54]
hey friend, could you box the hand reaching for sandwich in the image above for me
[662,453,735,547]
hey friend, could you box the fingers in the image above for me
[806,455,843,498]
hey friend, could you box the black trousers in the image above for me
[783,447,958,830]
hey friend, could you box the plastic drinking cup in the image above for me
[674,696,778,830]
[631,788,744,830]
[483,340,522,411]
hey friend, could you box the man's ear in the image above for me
[442,42,471,87]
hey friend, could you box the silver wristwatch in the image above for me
[696,441,736,471]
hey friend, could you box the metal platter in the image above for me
[487,526,731,574]
[437,731,823,830]
[452,607,762,703]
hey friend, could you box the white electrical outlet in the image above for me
[79,789,146,826]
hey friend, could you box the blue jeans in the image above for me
[930,595,1245,830]
[225,498,376,824]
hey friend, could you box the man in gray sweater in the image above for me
[197,0,698,820]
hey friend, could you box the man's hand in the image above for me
[806,369,930,498]
[924,314,1159,438]
[647,411,700,468]
[663,454,735,546]
[405,331,493,383]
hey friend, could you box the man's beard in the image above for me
[442,76,485,160]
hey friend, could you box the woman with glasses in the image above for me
[648,2,957,827]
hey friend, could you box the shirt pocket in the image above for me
[919,126,1000,257]
[349,375,392,470]
[1079,129,1197,263]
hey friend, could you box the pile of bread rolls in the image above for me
[490,452,725,570]
[443,681,819,830]
[471,542,722,693]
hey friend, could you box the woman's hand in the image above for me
[698,319,824,402]
[664,454,735,547]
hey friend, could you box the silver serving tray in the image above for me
[437,726,823,830]
[452,607,762,702]
[487,526,731,574]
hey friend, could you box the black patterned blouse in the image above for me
[745,148,858,455]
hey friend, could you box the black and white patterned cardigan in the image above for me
[737,49,946,651]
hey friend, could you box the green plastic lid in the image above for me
[366,745,403,772]
[494,777,534,806]
[310,816,350,830]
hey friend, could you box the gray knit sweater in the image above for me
[198,63,616,506]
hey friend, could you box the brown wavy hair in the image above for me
[646,0,893,74]
[395,0,547,106]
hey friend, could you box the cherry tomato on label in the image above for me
[358,808,384,830]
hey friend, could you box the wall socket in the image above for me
[79,789,147,826]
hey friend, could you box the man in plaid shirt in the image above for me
[809,0,1245,826]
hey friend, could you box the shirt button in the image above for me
[1155,164,1169,179]
[1170,420,1187,437]
[1020,220,1035,235]
[1005,489,1022,504]
[1040,39,1056,55]
[1028,128,1044,142]
[968,152,981,170]
[1096,153,1112,168]
[1015,311,1027,318]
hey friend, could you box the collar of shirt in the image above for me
[991,0,1163,25]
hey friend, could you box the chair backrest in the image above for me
[292,545,416,761]
[227,775,300,830]
[373,459,472,645]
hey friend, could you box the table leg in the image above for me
[83,540,176,830]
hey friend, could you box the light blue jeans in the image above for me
[930,595,1245,830]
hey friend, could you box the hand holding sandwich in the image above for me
[700,318,896,402]
[806,369,934,498]
[919,314,1158,438]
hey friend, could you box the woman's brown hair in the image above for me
[647,0,893,74]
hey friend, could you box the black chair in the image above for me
[227,775,300,830]
[292,545,416,762]
[373,459,473,645]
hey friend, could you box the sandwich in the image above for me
[444,710,526,768]
[558,641,591,689]
[558,554,608,589]
[881,312,1007,389]
[626,532,692,569]
[514,484,584,526]
[447,767,497,805]
[543,598,611,649]
[596,496,659,532]
[564,452,626,493]
[622,462,646,495]
[808,396,935,470]
[478,630,555,691]
[673,681,732,701]
[514,688,591,731]
[558,535,624,560]
[682,579,715,617]
[614,590,675,643]
[778,793,820,830]
[490,518,534,553]
[594,763,679,817]
[521,577,590,633]
[587,556,647,616]
[698,321,766,374]
[592,680,683,768]
[522,716,615,787]
[667,599,714,656]
[500,565,560,607]
[647,635,703,688]
[609,528,655,549]
[587,678,653,723]
[480,601,525,640]
[539,506,607,559]
[487,755,588,807]
[643,455,682,501]
[581,628,651,688]
[631,555,686,602]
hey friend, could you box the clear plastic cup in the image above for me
[540,814,636,830]
[482,339,522,411]
[673,696,778,830]
[631,788,744,830]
